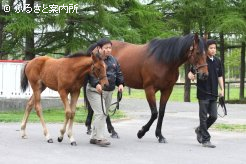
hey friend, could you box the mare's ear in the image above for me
[203,33,208,42]
[194,33,199,44]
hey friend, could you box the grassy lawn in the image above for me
[0,84,244,124]
[0,106,126,123]
[116,85,246,102]
[214,123,246,132]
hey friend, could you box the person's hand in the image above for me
[96,84,102,93]
[118,84,124,92]
[188,71,196,81]
[219,89,224,97]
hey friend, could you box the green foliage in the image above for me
[5,13,37,37]
[0,106,126,123]
[217,13,246,35]
[225,48,241,78]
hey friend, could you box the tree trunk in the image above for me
[24,0,35,60]
[219,32,225,97]
[240,42,245,99]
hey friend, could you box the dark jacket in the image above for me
[196,56,223,100]
[88,55,124,91]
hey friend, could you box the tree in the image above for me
[2,0,166,59]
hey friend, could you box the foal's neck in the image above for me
[74,56,93,77]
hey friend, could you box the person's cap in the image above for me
[86,43,98,55]
[97,38,112,47]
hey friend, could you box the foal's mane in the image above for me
[64,51,90,58]
[148,33,205,63]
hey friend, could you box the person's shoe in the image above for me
[202,141,216,148]
[90,139,110,146]
[90,139,97,144]
[97,139,111,146]
[195,127,202,144]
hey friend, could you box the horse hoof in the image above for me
[108,128,112,134]
[158,137,167,143]
[57,137,63,142]
[47,139,53,143]
[71,141,77,146]
[86,130,92,135]
[137,130,145,139]
[111,133,119,139]
[21,135,28,139]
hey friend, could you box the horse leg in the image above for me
[66,91,80,146]
[33,88,53,143]
[155,89,173,143]
[20,95,34,139]
[137,86,158,139]
[85,104,93,135]
[106,116,119,138]
[57,90,71,143]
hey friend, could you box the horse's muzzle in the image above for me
[198,72,209,80]
[102,83,109,90]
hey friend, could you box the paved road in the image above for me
[0,99,245,164]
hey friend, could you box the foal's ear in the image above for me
[91,54,99,62]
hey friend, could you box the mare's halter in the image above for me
[188,45,208,75]
[190,64,208,75]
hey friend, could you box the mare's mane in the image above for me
[148,33,205,63]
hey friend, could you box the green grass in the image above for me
[214,123,246,132]
[115,85,246,102]
[0,84,244,122]
[0,106,126,123]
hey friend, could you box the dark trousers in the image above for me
[198,99,217,143]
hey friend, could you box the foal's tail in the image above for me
[20,62,29,92]
[83,74,90,109]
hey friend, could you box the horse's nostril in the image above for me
[203,74,208,80]
[104,84,108,89]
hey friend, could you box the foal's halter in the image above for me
[91,64,107,80]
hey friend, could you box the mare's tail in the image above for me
[20,62,29,92]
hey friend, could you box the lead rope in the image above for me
[195,84,227,117]
[100,91,122,117]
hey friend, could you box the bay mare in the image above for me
[85,33,208,143]
[20,52,108,146]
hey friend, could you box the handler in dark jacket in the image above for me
[86,38,124,147]
[188,39,224,148]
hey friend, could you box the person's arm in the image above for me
[218,76,224,97]
[115,60,124,92]
[89,75,101,93]
[217,57,224,97]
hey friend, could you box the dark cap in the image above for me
[97,38,112,48]
[86,43,98,55]
[207,39,216,47]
